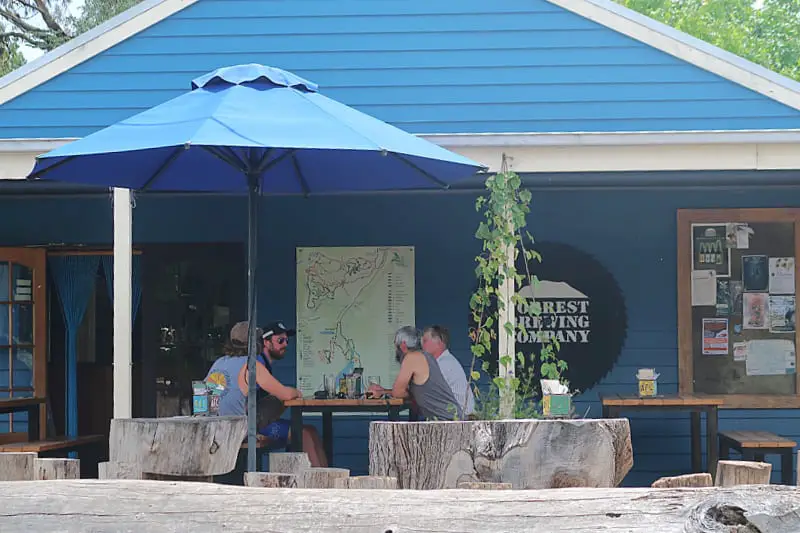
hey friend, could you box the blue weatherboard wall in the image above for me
[1,183,800,485]
[3,0,800,137]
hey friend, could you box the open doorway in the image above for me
[140,243,246,418]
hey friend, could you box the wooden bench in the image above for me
[0,435,104,454]
[719,430,796,485]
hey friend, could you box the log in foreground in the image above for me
[369,419,633,489]
[109,415,247,477]
[2,481,800,532]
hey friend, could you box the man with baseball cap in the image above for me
[205,320,327,467]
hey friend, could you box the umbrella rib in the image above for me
[141,146,189,191]
[290,153,311,196]
[27,155,77,180]
[388,152,450,189]
[220,146,249,171]
[201,146,247,172]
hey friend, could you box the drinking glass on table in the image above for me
[367,376,383,398]
[323,374,336,398]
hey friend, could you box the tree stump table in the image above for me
[109,416,247,479]
[369,418,633,489]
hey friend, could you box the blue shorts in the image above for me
[258,418,290,446]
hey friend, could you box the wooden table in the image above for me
[0,397,44,441]
[284,398,408,462]
[600,394,723,478]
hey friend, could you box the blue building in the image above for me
[2,0,800,486]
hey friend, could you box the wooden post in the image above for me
[109,416,247,477]
[498,201,516,419]
[113,187,133,420]
[334,476,398,489]
[98,462,142,480]
[0,452,36,481]
[244,472,298,488]
[651,473,712,488]
[300,467,350,488]
[715,460,772,487]
[457,482,512,490]
[269,452,311,475]
[34,458,80,480]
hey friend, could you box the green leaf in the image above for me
[471,371,481,380]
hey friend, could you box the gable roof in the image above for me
[1,0,799,112]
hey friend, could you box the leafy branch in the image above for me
[466,155,568,419]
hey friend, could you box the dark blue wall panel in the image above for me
[1,182,800,485]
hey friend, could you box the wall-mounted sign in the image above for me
[470,241,627,394]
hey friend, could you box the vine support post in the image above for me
[498,203,516,419]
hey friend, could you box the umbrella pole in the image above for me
[246,175,259,472]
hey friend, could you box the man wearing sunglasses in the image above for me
[205,321,327,466]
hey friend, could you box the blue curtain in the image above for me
[48,255,101,441]
[100,255,143,322]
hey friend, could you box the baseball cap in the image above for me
[261,321,296,338]
[229,321,264,347]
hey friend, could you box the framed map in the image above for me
[295,246,415,397]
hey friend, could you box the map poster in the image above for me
[296,246,415,398]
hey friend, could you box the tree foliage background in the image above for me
[617,0,800,81]
[1,0,141,76]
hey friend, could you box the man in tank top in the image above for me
[205,321,327,466]
[368,326,464,421]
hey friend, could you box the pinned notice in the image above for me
[769,257,795,295]
[692,270,717,307]
[702,318,729,355]
[745,339,795,376]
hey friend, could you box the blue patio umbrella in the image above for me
[27,64,485,471]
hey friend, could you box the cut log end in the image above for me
[109,416,247,477]
[244,472,298,488]
[34,458,80,480]
[0,452,37,481]
[98,461,142,480]
[651,473,713,488]
[269,452,311,475]
[300,467,350,489]
[369,419,632,490]
[715,460,772,488]
[334,476,398,489]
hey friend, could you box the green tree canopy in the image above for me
[618,0,800,81]
[1,0,141,77]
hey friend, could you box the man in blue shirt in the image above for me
[205,321,327,466]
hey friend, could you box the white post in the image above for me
[113,188,133,419]
[498,214,516,419]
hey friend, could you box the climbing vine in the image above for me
[467,157,568,419]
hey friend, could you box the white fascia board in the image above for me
[3,131,800,178]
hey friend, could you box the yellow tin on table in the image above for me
[636,368,659,397]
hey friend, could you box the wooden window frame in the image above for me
[678,208,800,409]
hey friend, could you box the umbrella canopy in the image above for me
[29,64,484,193]
[27,64,484,472]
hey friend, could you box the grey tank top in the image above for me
[204,355,247,416]
[409,351,464,421]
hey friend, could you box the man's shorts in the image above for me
[258,418,290,447]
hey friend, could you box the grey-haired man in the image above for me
[368,326,463,421]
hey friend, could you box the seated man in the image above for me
[368,326,463,421]
[205,321,327,466]
[422,325,475,417]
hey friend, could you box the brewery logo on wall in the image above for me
[469,241,627,393]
